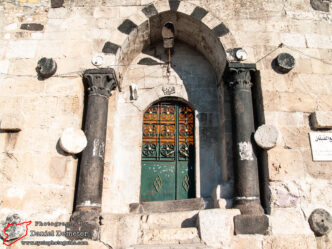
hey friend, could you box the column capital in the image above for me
[83,68,118,98]
[224,62,256,89]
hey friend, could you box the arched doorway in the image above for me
[140,100,195,201]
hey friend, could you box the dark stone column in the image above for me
[68,68,117,240]
[224,62,268,235]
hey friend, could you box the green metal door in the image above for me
[140,101,195,201]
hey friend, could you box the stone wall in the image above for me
[0,0,331,248]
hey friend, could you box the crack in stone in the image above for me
[99,240,113,249]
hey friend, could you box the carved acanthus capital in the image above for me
[225,62,256,89]
[84,68,118,98]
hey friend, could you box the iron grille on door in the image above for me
[140,101,195,201]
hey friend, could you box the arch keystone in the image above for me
[168,0,181,11]
[154,1,171,13]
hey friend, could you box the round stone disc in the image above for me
[275,53,295,73]
[36,57,57,78]
[59,128,87,154]
[254,124,279,150]
[308,209,332,236]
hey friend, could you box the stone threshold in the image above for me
[129,198,207,214]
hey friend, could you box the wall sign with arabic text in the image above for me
[309,132,332,161]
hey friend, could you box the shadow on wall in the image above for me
[138,41,231,197]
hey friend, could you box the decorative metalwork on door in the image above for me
[140,101,195,201]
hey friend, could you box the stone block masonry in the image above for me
[0,0,331,248]
[311,111,332,129]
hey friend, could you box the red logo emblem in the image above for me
[3,221,32,246]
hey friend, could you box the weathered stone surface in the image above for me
[48,7,68,19]
[6,40,38,59]
[263,91,317,112]
[142,228,200,245]
[263,234,317,249]
[59,128,87,154]
[308,208,332,236]
[198,209,240,248]
[307,34,332,50]
[101,213,141,249]
[67,209,100,240]
[301,148,332,179]
[31,32,43,39]
[234,214,269,235]
[4,23,18,31]
[315,231,332,249]
[254,124,279,150]
[311,111,332,129]
[141,210,199,230]
[267,149,306,181]
[279,127,311,148]
[0,60,9,74]
[270,208,313,235]
[0,113,23,131]
[310,0,330,12]
[276,112,305,128]
[231,235,263,249]
[280,33,306,48]
[51,0,64,8]
[270,182,300,208]
[130,199,205,214]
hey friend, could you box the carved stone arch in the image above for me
[105,0,237,87]
[107,4,234,196]
[119,41,222,198]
